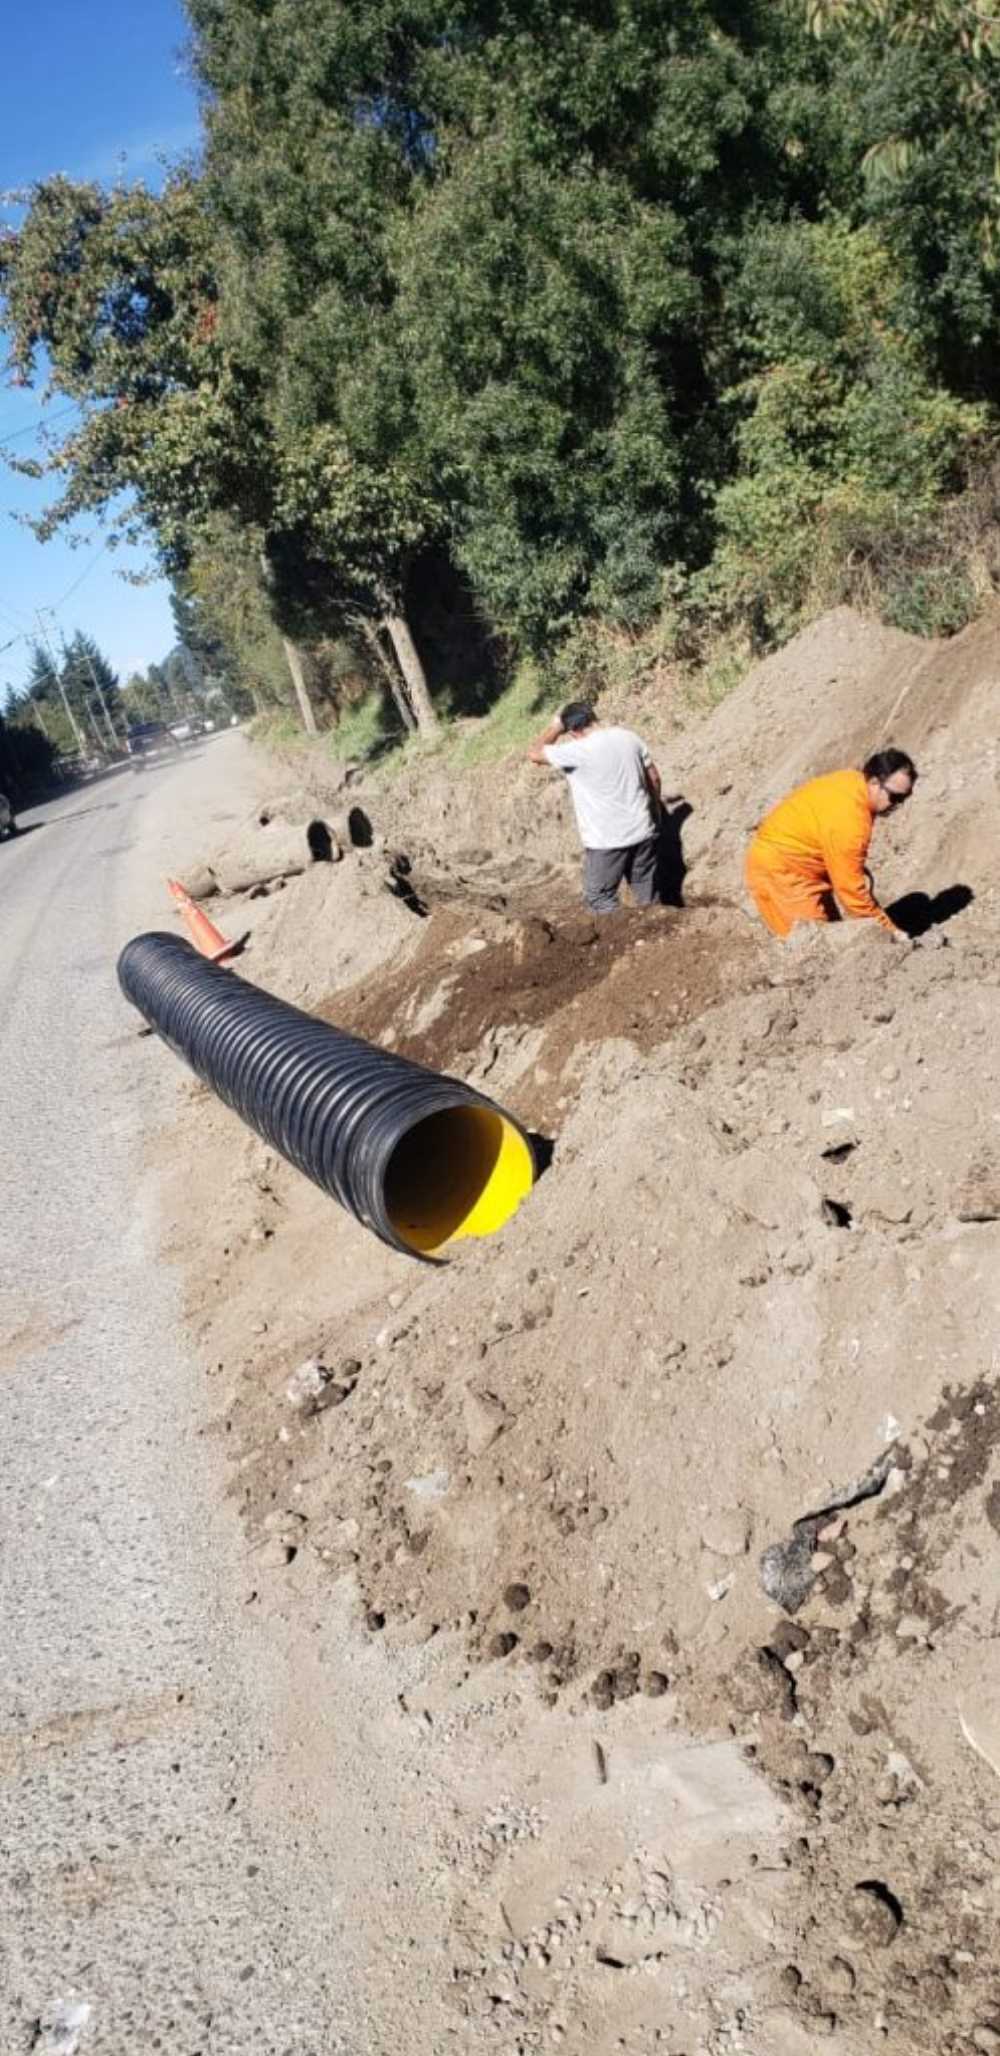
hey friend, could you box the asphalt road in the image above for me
[0,740,374,2054]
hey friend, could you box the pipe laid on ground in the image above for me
[117,932,535,1260]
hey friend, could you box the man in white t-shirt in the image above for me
[528,700,663,913]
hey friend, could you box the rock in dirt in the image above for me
[760,1450,898,1612]
[405,1468,450,1502]
[31,1998,92,2054]
[177,862,219,901]
[729,1648,797,1719]
[760,1520,821,1613]
[846,1881,902,1946]
[285,1356,345,1414]
[462,1386,506,1455]
[955,1163,1000,1222]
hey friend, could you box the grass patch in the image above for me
[324,692,401,765]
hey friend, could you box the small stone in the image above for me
[463,1387,506,1455]
[810,1551,834,1571]
[827,1956,855,1996]
[769,1621,810,1659]
[365,1609,386,1631]
[956,1167,1000,1223]
[258,1536,298,1568]
[895,1614,929,1642]
[530,1641,554,1663]
[707,1575,734,1602]
[591,1673,615,1710]
[285,1356,341,1414]
[972,2028,1000,2054]
[404,1468,450,1501]
[818,1518,846,1544]
[490,1632,518,1659]
[785,1650,806,1673]
[644,1671,670,1697]
[611,1667,639,1701]
[846,1882,902,1946]
[779,1965,803,1994]
[701,1509,750,1557]
[504,1582,531,1612]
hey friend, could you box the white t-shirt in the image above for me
[543,726,656,850]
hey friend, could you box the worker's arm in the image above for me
[825,827,898,933]
[644,760,663,813]
[527,714,564,767]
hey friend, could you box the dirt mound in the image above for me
[326,898,767,1128]
[150,606,1000,2055]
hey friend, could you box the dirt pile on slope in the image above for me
[148,606,1000,2056]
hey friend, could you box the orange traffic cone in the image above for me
[166,878,246,964]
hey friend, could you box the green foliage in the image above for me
[881,565,978,636]
[0,709,56,800]
[12,632,123,755]
[2,0,1000,730]
[693,219,987,642]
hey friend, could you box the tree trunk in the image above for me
[281,636,319,737]
[358,618,416,734]
[382,610,438,736]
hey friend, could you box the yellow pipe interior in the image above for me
[384,1105,535,1256]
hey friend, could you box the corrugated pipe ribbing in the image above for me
[117,932,535,1259]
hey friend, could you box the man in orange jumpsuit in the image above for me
[745,749,917,940]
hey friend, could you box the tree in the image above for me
[802,0,1000,394]
[0,174,328,730]
[0,707,56,800]
[62,630,123,747]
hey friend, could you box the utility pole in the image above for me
[60,627,119,752]
[59,634,106,755]
[34,611,87,756]
[75,633,120,749]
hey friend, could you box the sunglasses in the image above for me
[882,784,912,808]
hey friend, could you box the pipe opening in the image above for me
[384,1106,535,1256]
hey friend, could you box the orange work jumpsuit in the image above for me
[745,768,896,939]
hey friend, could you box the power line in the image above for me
[49,534,113,610]
[0,404,78,449]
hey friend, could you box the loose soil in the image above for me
[143,605,1000,2056]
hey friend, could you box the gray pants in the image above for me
[583,836,659,914]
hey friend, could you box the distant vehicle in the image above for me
[169,719,194,742]
[0,791,17,838]
[54,752,101,783]
[126,720,181,765]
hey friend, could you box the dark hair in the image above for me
[863,748,917,785]
[560,701,595,733]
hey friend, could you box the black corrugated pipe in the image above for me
[118,932,536,1260]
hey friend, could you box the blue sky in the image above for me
[0,0,201,703]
